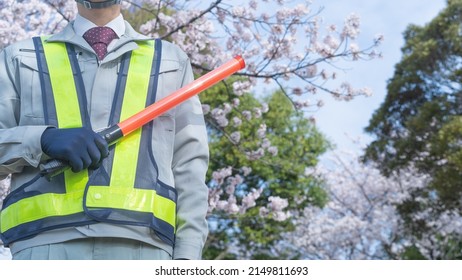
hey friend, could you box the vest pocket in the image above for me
[19,55,85,121]
[19,56,44,120]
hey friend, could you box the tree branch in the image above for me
[162,0,223,39]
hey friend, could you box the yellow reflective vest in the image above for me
[0,37,177,246]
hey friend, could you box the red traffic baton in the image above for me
[119,55,245,136]
[41,55,246,178]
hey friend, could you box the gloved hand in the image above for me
[41,127,109,173]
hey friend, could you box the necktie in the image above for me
[83,26,118,60]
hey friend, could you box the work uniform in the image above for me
[0,15,209,260]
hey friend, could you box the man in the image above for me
[0,0,209,260]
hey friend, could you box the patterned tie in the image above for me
[83,26,118,60]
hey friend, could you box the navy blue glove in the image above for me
[41,127,109,173]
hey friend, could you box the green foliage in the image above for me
[401,245,427,260]
[364,0,462,259]
[400,235,462,260]
[203,82,329,207]
[200,81,329,259]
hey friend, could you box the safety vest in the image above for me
[0,36,177,246]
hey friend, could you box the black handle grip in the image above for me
[39,159,70,180]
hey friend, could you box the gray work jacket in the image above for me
[0,20,209,260]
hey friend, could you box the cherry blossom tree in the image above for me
[287,146,462,259]
[202,88,328,259]
[362,1,462,259]
[0,0,382,112]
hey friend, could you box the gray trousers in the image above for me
[13,238,172,260]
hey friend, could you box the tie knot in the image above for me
[83,27,118,60]
[83,26,118,46]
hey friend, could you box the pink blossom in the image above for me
[241,166,252,176]
[246,148,265,161]
[230,131,241,144]
[232,117,242,127]
[202,104,211,114]
[268,196,289,211]
[342,13,361,39]
[261,138,271,149]
[267,146,278,156]
[257,124,267,139]
[242,110,252,121]
[253,108,262,118]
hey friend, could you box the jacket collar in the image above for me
[45,20,152,59]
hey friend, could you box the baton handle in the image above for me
[39,125,123,179]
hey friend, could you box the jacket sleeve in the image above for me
[0,46,49,178]
[171,55,210,260]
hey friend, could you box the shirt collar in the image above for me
[74,13,126,38]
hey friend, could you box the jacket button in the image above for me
[94,193,102,200]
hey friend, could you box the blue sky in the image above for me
[310,0,447,152]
